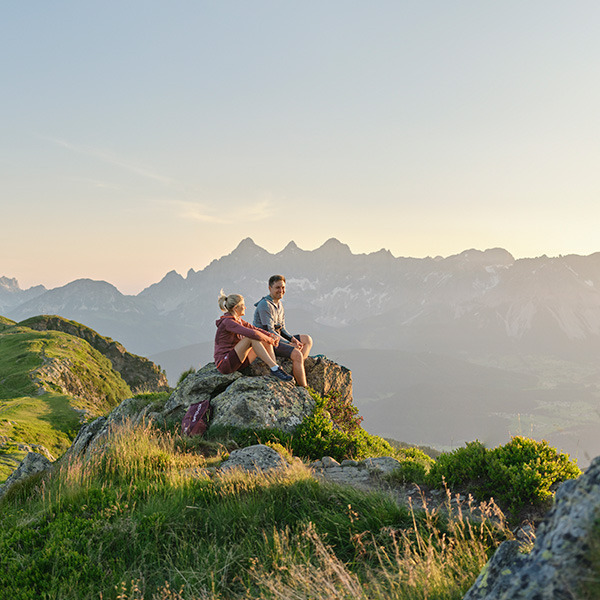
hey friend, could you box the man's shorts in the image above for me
[216,347,250,374]
[274,334,303,359]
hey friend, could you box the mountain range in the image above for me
[4,238,600,464]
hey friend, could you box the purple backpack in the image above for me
[181,398,211,437]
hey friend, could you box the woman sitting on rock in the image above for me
[214,290,293,381]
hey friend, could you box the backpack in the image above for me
[181,398,211,437]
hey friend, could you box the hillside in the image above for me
[0,360,588,600]
[0,315,169,484]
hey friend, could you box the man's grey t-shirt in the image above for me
[253,295,293,341]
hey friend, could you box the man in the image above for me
[253,274,313,387]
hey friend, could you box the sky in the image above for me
[2,1,600,295]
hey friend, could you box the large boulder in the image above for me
[464,455,600,600]
[163,363,241,415]
[163,357,351,434]
[246,355,353,402]
[210,376,314,433]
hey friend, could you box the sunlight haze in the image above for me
[2,1,600,294]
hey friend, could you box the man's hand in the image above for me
[291,337,303,351]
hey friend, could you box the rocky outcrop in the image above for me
[63,396,163,461]
[210,376,314,433]
[163,360,352,434]
[464,456,600,600]
[0,452,52,500]
[63,358,350,463]
[246,355,353,403]
[310,455,403,487]
[21,315,169,392]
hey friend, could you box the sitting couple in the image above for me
[214,275,313,386]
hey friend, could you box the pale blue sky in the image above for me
[2,1,600,294]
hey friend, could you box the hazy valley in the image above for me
[3,238,600,465]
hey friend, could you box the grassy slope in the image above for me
[0,321,132,483]
[0,420,508,600]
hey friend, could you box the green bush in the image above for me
[290,390,394,462]
[486,436,581,510]
[426,436,581,514]
[427,441,488,489]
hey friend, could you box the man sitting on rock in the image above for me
[253,274,313,387]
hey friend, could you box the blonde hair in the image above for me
[218,289,244,313]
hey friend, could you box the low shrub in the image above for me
[427,441,488,489]
[287,389,394,462]
[427,436,581,514]
[386,448,435,486]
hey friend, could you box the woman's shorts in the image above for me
[216,347,250,374]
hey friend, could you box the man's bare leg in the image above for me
[297,334,313,359]
[290,348,308,387]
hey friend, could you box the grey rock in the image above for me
[220,444,286,473]
[321,456,341,468]
[63,396,150,460]
[164,363,241,414]
[364,456,403,474]
[210,376,315,433]
[0,452,52,499]
[464,455,600,600]
[246,355,353,403]
[63,416,108,460]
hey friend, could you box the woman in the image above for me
[214,290,293,381]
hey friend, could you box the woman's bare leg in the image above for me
[249,339,278,368]
[234,338,277,368]
[233,337,253,363]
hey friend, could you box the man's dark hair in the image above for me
[269,274,286,287]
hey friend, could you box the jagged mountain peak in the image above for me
[277,240,304,256]
[315,238,352,255]
[233,237,268,255]
[369,248,394,259]
[0,276,20,292]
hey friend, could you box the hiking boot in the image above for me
[270,367,293,382]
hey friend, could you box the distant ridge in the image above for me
[3,238,600,464]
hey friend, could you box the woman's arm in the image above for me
[223,318,275,344]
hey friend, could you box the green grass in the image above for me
[0,419,510,600]
[0,324,131,406]
[0,394,81,447]
[0,321,133,483]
